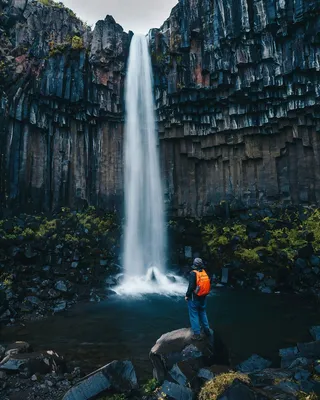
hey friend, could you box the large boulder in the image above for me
[62,360,138,400]
[149,328,229,382]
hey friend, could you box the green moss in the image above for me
[71,35,84,50]
[199,372,251,400]
[234,248,262,264]
[36,219,57,239]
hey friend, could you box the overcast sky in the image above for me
[61,0,178,34]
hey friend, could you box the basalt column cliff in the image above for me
[150,0,320,216]
[1,0,320,217]
[0,0,131,212]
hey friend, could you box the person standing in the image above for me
[185,258,211,340]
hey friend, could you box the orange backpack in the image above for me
[194,270,211,296]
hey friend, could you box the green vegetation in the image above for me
[199,372,251,400]
[99,395,126,400]
[71,35,84,50]
[203,207,320,270]
[49,35,84,57]
[297,392,318,400]
[142,378,160,395]
[38,0,77,18]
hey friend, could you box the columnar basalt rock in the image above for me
[1,0,320,216]
[150,0,320,216]
[0,0,131,212]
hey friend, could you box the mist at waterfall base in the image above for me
[115,35,186,297]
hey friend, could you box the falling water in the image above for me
[124,34,165,275]
[115,34,185,296]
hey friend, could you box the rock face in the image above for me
[150,0,320,216]
[0,0,131,212]
[1,0,320,216]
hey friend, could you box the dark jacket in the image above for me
[186,268,208,301]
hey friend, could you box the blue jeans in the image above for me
[188,298,210,335]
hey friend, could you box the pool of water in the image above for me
[1,289,319,380]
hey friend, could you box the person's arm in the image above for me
[185,272,196,300]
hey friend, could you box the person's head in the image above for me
[192,258,203,270]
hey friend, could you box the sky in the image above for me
[60,0,178,34]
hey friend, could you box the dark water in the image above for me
[0,290,319,380]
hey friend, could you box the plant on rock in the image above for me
[199,372,251,400]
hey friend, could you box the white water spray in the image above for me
[115,34,185,296]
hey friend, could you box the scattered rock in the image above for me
[53,301,67,313]
[159,380,193,400]
[62,360,138,400]
[236,354,272,373]
[55,281,68,293]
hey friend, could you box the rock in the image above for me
[288,357,311,369]
[197,368,214,381]
[279,347,299,368]
[5,341,31,356]
[294,258,307,270]
[105,277,116,286]
[0,345,5,358]
[275,380,300,395]
[184,247,192,258]
[310,255,320,267]
[236,354,272,373]
[24,296,41,306]
[62,360,138,400]
[159,381,193,400]
[215,379,269,400]
[53,301,67,313]
[297,341,320,358]
[166,275,177,283]
[169,364,188,386]
[256,273,264,281]
[0,350,65,375]
[294,369,310,381]
[260,287,272,294]
[150,328,215,382]
[249,369,293,387]
[55,281,68,292]
[221,268,229,284]
[310,326,320,341]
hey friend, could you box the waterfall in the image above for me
[123,34,165,277]
[114,34,186,297]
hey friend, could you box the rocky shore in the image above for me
[1,327,320,399]
[0,207,121,325]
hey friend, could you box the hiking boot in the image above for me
[204,328,212,337]
[191,334,203,341]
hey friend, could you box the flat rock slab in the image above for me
[236,354,272,373]
[298,340,320,358]
[159,381,193,400]
[62,360,138,400]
